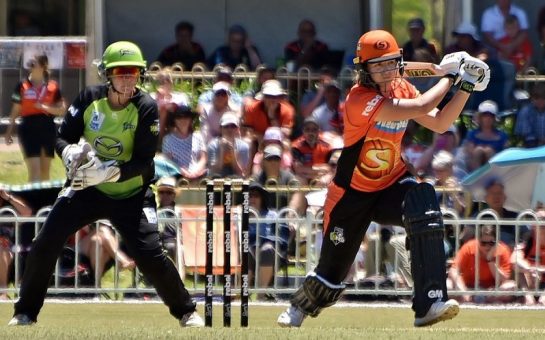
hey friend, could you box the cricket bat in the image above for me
[404,61,484,78]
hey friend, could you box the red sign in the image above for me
[66,42,86,69]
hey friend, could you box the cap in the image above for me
[452,22,480,41]
[484,176,504,191]
[263,144,283,159]
[303,116,319,128]
[263,127,283,142]
[478,100,498,116]
[220,112,240,127]
[212,81,231,94]
[214,65,233,81]
[408,18,425,29]
[261,79,286,96]
[353,30,401,64]
[432,150,454,169]
[229,24,247,36]
[157,176,177,192]
[97,219,113,227]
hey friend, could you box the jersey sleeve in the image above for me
[117,94,159,183]
[55,87,96,156]
[11,82,23,103]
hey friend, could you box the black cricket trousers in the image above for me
[14,186,195,322]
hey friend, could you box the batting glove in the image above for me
[439,51,470,83]
[461,56,490,92]
[71,156,120,190]
[61,142,93,180]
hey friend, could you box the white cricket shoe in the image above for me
[414,299,459,327]
[8,314,34,326]
[277,305,306,328]
[180,311,204,328]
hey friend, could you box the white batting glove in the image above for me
[71,156,120,190]
[61,142,93,180]
[439,51,470,82]
[461,56,490,92]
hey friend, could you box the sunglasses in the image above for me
[222,124,238,129]
[158,190,175,195]
[304,127,319,133]
[480,240,495,247]
[111,67,140,77]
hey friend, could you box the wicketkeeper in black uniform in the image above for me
[9,41,204,327]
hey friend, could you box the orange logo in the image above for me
[356,139,395,180]
[375,41,390,50]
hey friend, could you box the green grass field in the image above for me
[1,303,544,339]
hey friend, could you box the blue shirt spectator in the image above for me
[515,84,545,147]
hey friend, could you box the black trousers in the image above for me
[14,186,195,322]
[316,176,417,283]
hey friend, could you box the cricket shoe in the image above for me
[8,314,34,326]
[180,311,204,328]
[277,305,306,328]
[414,299,459,327]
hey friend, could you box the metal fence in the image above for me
[1,202,543,302]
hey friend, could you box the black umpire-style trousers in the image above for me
[14,186,195,322]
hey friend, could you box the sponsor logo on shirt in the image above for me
[375,120,408,133]
[362,95,382,116]
[123,122,136,132]
[150,119,159,136]
[90,111,105,131]
[93,136,123,158]
[330,227,346,246]
[68,105,78,117]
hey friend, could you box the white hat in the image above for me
[157,176,177,192]
[212,81,231,94]
[452,22,480,41]
[263,144,283,159]
[478,100,498,116]
[261,79,286,97]
[220,112,240,127]
[446,124,458,134]
[432,150,454,169]
[263,127,283,142]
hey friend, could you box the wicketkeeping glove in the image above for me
[61,142,93,180]
[461,56,490,92]
[71,156,120,190]
[439,51,470,83]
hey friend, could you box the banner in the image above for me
[0,42,23,69]
[65,42,86,69]
[23,41,64,69]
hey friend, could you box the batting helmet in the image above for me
[99,41,147,73]
[353,30,401,65]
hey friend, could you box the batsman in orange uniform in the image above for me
[278,30,490,327]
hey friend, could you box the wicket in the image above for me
[204,179,250,327]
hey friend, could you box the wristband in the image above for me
[459,80,474,93]
[443,73,457,82]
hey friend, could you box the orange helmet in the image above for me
[353,30,401,64]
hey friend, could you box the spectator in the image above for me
[514,83,545,147]
[311,81,344,135]
[444,22,489,59]
[363,222,413,288]
[299,67,336,118]
[4,55,67,182]
[402,18,439,63]
[463,178,528,249]
[251,127,293,176]
[156,21,206,69]
[156,177,185,280]
[511,210,545,305]
[208,24,262,70]
[284,19,330,71]
[72,221,135,285]
[291,117,334,186]
[247,182,290,300]
[426,151,466,215]
[415,125,460,177]
[481,0,529,57]
[150,68,190,144]
[498,14,533,73]
[0,189,32,300]
[161,104,207,182]
[244,66,276,101]
[207,112,250,178]
[198,81,238,143]
[197,66,243,109]
[254,144,300,211]
[464,100,509,168]
[242,79,295,139]
[448,225,515,303]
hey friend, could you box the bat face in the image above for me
[403,62,446,77]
